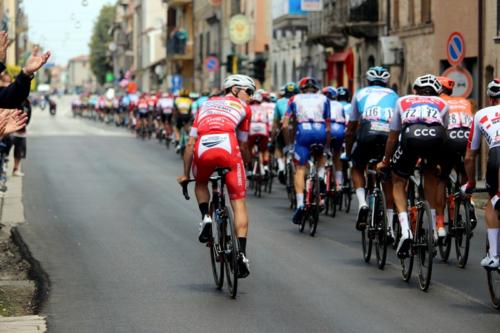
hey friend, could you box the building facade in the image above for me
[66,55,96,93]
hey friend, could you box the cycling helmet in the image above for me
[251,91,263,103]
[413,74,442,95]
[179,89,190,97]
[298,77,319,91]
[223,74,256,93]
[322,86,337,100]
[487,78,500,98]
[436,76,455,94]
[336,86,350,101]
[259,90,270,101]
[284,81,299,95]
[270,93,278,103]
[366,66,390,84]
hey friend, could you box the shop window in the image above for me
[421,0,431,24]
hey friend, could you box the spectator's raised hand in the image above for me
[0,109,28,136]
[22,46,51,76]
[0,115,8,137]
[0,31,8,64]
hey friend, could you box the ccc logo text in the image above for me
[449,130,469,139]
[413,128,436,137]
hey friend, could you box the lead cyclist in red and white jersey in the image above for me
[464,78,500,268]
[177,74,255,278]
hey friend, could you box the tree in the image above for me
[89,4,115,85]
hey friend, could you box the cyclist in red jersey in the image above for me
[177,74,255,278]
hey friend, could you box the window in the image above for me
[206,32,210,56]
[408,0,415,26]
[393,0,399,29]
[497,0,500,35]
[282,61,287,87]
[421,0,431,24]
[292,60,297,82]
[199,34,203,62]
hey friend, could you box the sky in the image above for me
[23,0,114,66]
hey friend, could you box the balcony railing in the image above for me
[165,0,192,7]
[345,0,380,38]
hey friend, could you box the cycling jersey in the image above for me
[390,95,449,178]
[340,101,352,122]
[250,104,270,137]
[137,98,149,114]
[274,97,289,123]
[286,93,330,165]
[351,86,399,133]
[175,97,193,115]
[468,105,500,151]
[329,100,346,150]
[190,95,251,200]
[191,96,209,115]
[261,101,275,128]
[158,97,175,114]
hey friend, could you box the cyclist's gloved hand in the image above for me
[283,144,294,154]
[460,182,475,195]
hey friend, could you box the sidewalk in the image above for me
[0,173,46,332]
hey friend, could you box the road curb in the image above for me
[0,169,48,332]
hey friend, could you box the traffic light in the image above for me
[226,54,241,74]
[250,56,266,84]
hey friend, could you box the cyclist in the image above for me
[322,86,346,190]
[158,92,175,142]
[436,76,474,237]
[272,82,299,183]
[463,78,500,268]
[174,89,193,152]
[379,74,448,258]
[248,91,270,178]
[346,67,398,236]
[177,74,255,278]
[136,93,149,135]
[336,87,352,122]
[191,91,210,117]
[283,77,331,224]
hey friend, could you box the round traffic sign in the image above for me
[204,56,220,72]
[442,66,473,98]
[447,32,466,66]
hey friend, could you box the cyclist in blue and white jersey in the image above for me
[322,86,347,191]
[283,77,331,224]
[272,82,299,183]
[346,66,398,236]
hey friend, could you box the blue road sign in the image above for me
[447,32,465,66]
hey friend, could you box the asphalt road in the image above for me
[17,96,500,332]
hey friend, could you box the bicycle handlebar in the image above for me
[180,179,196,200]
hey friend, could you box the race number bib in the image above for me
[402,105,442,125]
[250,123,268,136]
[370,121,390,133]
[363,106,393,122]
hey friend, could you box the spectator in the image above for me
[0,31,51,109]
[11,99,31,176]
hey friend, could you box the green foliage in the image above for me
[89,4,115,85]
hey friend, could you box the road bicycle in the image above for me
[324,153,338,217]
[285,148,296,210]
[400,167,434,291]
[337,158,353,214]
[438,170,480,268]
[361,159,389,269]
[182,168,241,298]
[298,144,324,237]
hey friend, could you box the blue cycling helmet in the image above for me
[321,86,337,100]
[336,86,350,101]
[366,66,390,84]
[284,81,299,95]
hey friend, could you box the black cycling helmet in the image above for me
[336,86,350,101]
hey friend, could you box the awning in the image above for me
[328,52,349,63]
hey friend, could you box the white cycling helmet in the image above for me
[366,66,390,84]
[413,74,442,94]
[487,78,500,98]
[223,74,256,93]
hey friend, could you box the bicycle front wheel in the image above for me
[486,239,500,309]
[454,198,472,268]
[210,219,224,290]
[223,208,239,298]
[309,175,320,237]
[416,201,434,291]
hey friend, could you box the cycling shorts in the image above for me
[294,123,327,165]
[193,133,246,200]
[176,114,191,129]
[331,122,345,151]
[391,123,446,178]
[486,146,500,197]
[351,122,388,169]
[275,130,286,150]
[161,113,173,124]
[440,127,469,180]
[248,134,269,153]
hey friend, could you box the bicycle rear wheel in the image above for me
[309,175,320,237]
[439,190,454,262]
[486,240,500,309]
[223,208,239,298]
[454,198,472,268]
[210,219,224,290]
[416,201,434,291]
[374,189,388,270]
[361,199,373,263]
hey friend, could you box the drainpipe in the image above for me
[478,0,484,108]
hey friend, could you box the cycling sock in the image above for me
[355,188,367,207]
[318,167,325,179]
[335,171,343,187]
[488,228,499,257]
[238,237,247,255]
[296,193,304,207]
[387,209,394,226]
[199,202,209,219]
[398,212,410,232]
[277,158,285,171]
[436,214,445,229]
[431,209,436,230]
